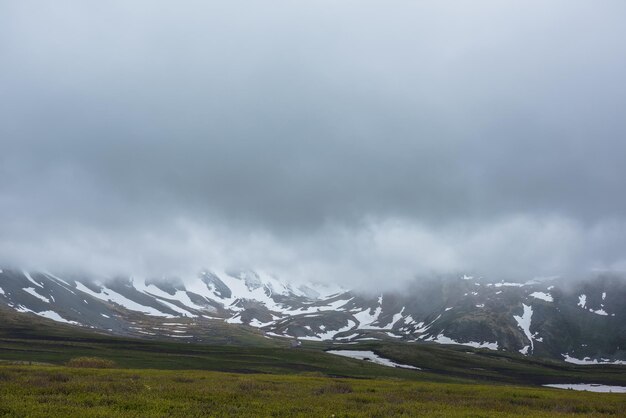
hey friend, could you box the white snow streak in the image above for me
[562,354,626,365]
[530,292,553,302]
[22,270,43,288]
[425,334,498,350]
[544,384,626,393]
[23,287,50,303]
[37,310,80,325]
[514,304,535,353]
[75,282,174,318]
[299,320,356,341]
[327,350,420,370]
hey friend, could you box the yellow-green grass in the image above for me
[0,364,624,417]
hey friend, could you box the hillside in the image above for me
[1,268,625,364]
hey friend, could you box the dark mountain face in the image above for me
[0,268,624,363]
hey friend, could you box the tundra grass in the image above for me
[2,309,626,386]
[0,364,624,417]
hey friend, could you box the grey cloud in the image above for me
[1,1,626,287]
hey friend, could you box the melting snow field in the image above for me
[75,282,174,318]
[576,293,613,316]
[491,282,525,288]
[22,270,43,288]
[514,304,535,353]
[562,354,626,365]
[543,384,626,393]
[23,287,51,303]
[326,350,420,370]
[529,292,553,302]
[12,304,80,325]
[36,310,81,325]
[299,320,357,341]
[425,334,498,350]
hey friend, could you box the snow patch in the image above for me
[265,332,287,338]
[249,318,273,328]
[225,315,243,324]
[131,278,210,314]
[326,350,420,370]
[23,287,50,303]
[425,334,498,350]
[75,282,174,318]
[43,272,76,294]
[37,310,81,325]
[493,282,524,288]
[544,384,626,393]
[514,304,536,354]
[562,354,626,365]
[575,293,609,315]
[354,306,382,329]
[415,314,441,334]
[22,271,43,288]
[299,320,356,341]
[530,292,553,302]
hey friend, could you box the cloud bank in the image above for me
[1,1,626,288]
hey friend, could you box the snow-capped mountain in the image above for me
[0,268,625,363]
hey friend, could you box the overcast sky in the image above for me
[1,1,626,288]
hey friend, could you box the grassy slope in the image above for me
[2,309,626,416]
[359,341,626,386]
[0,365,624,417]
[1,308,626,386]
[0,308,457,382]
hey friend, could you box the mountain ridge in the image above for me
[0,268,624,363]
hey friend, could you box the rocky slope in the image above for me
[0,268,624,362]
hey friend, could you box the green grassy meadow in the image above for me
[0,364,625,417]
[1,309,625,416]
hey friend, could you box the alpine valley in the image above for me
[0,268,624,364]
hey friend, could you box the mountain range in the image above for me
[0,268,624,363]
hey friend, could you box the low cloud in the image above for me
[3,215,625,290]
[1,1,626,289]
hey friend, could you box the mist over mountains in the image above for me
[2,1,626,289]
[4,217,626,291]
[3,4,626,415]
[1,268,625,363]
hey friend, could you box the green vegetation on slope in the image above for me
[352,341,626,386]
[1,309,626,417]
[2,307,626,386]
[0,364,624,417]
